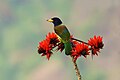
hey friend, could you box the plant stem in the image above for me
[71,56,81,80]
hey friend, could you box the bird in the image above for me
[47,17,72,55]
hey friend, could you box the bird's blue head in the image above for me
[47,17,62,26]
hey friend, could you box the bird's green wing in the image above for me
[54,25,70,43]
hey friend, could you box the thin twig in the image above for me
[71,38,88,45]
[71,56,81,80]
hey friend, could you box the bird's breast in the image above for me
[54,25,65,35]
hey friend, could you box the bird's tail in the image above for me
[64,40,72,55]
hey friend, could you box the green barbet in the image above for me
[47,17,72,55]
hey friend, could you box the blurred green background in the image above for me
[0,0,120,80]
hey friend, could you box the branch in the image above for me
[71,38,88,45]
[71,56,81,80]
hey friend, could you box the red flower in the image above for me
[38,39,52,60]
[46,32,60,47]
[38,32,60,60]
[71,43,90,62]
[88,36,104,55]
[71,40,79,47]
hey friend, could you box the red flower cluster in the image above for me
[38,32,60,60]
[71,43,89,62]
[38,32,104,62]
[46,32,60,47]
[88,36,104,56]
[38,40,52,60]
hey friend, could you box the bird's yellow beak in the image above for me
[46,19,53,22]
